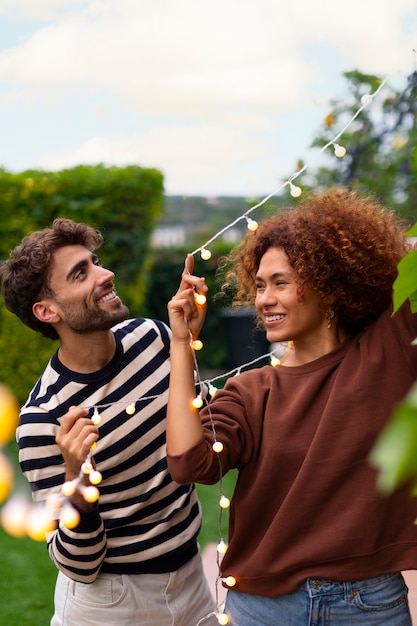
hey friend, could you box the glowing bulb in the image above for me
[217,613,230,625]
[212,441,224,453]
[126,404,136,415]
[0,451,14,504]
[270,356,281,367]
[224,576,237,587]
[192,339,203,351]
[90,442,97,450]
[26,505,56,541]
[217,539,228,554]
[192,395,203,409]
[62,480,77,497]
[219,495,230,509]
[91,408,101,425]
[0,496,29,538]
[45,494,63,511]
[361,93,373,106]
[208,384,217,397]
[246,218,258,231]
[61,503,80,529]
[289,183,302,198]
[201,248,212,260]
[89,470,102,485]
[333,143,346,158]
[194,292,206,305]
[80,485,99,503]
[81,461,93,474]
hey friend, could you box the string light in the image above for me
[194,292,207,305]
[219,495,230,509]
[289,182,302,198]
[246,217,258,231]
[333,143,347,158]
[192,394,204,409]
[212,441,224,453]
[192,339,204,351]
[190,78,388,262]
[201,248,212,260]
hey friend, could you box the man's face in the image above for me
[46,245,129,333]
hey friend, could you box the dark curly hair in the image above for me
[221,187,409,336]
[0,218,103,340]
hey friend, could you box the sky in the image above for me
[0,0,415,197]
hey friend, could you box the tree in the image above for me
[294,70,417,223]
[0,164,164,404]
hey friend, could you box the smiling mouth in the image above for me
[265,314,285,322]
[98,289,117,304]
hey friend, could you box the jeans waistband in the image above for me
[306,573,400,598]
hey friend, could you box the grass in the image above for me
[0,471,237,625]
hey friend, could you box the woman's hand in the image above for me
[168,254,208,343]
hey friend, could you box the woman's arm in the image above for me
[166,254,208,456]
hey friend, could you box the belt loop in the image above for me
[344,581,352,601]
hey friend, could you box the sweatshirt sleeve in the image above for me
[168,370,265,485]
[17,407,107,583]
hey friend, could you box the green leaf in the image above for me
[406,223,417,238]
[370,383,417,494]
[392,251,417,314]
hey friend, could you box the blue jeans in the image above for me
[224,573,412,625]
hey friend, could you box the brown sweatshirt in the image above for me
[168,303,417,597]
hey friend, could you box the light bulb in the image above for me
[217,539,228,554]
[62,480,77,497]
[246,218,258,231]
[361,94,373,106]
[219,495,230,509]
[270,356,281,367]
[89,470,102,485]
[224,576,237,587]
[217,613,229,625]
[333,144,346,158]
[81,461,93,474]
[61,503,80,529]
[212,441,224,453]
[80,485,99,503]
[192,339,203,351]
[194,292,206,305]
[192,395,203,409]
[289,183,302,198]
[126,404,136,415]
[91,408,101,425]
[208,384,217,397]
[201,248,212,260]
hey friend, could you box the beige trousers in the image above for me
[51,551,218,626]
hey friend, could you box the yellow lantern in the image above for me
[0,383,19,445]
[0,451,14,504]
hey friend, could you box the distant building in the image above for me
[151,225,186,248]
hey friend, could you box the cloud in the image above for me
[37,120,277,195]
[0,0,415,194]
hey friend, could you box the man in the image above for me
[0,218,216,626]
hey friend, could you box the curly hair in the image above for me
[0,218,103,340]
[221,188,409,336]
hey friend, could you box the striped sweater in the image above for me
[17,318,201,583]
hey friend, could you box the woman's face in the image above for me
[255,247,327,345]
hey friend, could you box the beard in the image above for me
[57,298,130,333]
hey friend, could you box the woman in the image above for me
[166,187,417,625]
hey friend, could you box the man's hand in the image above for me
[56,406,99,482]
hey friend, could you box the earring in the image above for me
[325,309,335,329]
